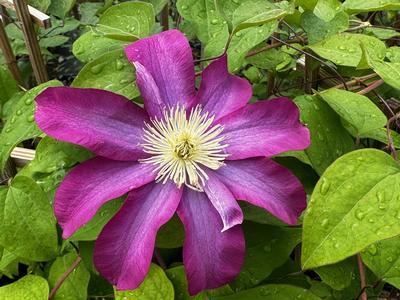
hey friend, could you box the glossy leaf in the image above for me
[314,258,354,290]
[0,66,19,104]
[343,0,400,13]
[0,275,49,300]
[302,149,400,269]
[48,0,76,18]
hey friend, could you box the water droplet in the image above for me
[259,287,270,296]
[235,31,242,37]
[25,98,33,105]
[90,64,104,74]
[5,128,11,133]
[333,243,339,249]
[378,203,386,210]
[211,19,219,25]
[355,209,365,220]
[338,45,346,50]
[10,116,16,124]
[181,4,188,10]
[387,256,393,263]
[320,178,330,195]
[377,191,385,203]
[263,244,272,252]
[116,59,124,70]
[27,115,34,122]
[321,218,329,227]
[16,109,22,116]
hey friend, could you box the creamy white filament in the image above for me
[140,105,228,191]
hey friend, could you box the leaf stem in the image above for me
[356,254,368,300]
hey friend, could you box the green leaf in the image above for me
[364,27,400,40]
[360,128,400,148]
[293,95,354,175]
[318,88,387,136]
[48,0,76,19]
[28,0,51,12]
[0,186,7,223]
[0,80,62,171]
[246,45,294,72]
[301,11,348,44]
[314,258,354,290]
[114,263,174,300]
[240,202,286,226]
[232,223,302,290]
[72,50,139,99]
[0,176,58,261]
[386,46,400,62]
[308,33,386,67]
[156,215,185,248]
[313,0,341,22]
[302,149,400,269]
[99,2,155,38]
[364,57,400,90]
[143,0,167,14]
[40,18,80,37]
[39,35,69,48]
[213,284,320,300]
[73,30,130,63]
[0,66,19,105]
[166,265,233,300]
[0,275,49,300]
[69,197,124,241]
[343,0,400,14]
[362,237,400,289]
[232,0,290,32]
[48,252,90,300]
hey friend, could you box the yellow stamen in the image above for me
[139,105,228,191]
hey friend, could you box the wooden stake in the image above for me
[161,2,169,31]
[0,15,24,86]
[0,0,51,28]
[13,0,48,84]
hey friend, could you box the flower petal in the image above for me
[94,182,182,290]
[204,170,243,232]
[55,157,156,238]
[35,87,148,161]
[215,158,307,225]
[125,30,195,116]
[177,188,245,295]
[218,98,310,160]
[196,55,252,122]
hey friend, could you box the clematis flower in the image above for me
[35,29,310,295]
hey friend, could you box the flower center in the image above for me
[139,105,228,191]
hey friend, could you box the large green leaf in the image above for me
[48,0,76,19]
[308,33,386,67]
[213,284,320,300]
[114,263,174,299]
[313,0,341,22]
[0,275,49,300]
[343,0,400,14]
[232,0,290,32]
[318,88,387,136]
[48,252,90,300]
[293,95,354,175]
[28,0,51,12]
[0,66,19,105]
[301,11,348,44]
[232,223,302,290]
[302,149,400,269]
[0,80,62,171]
[314,258,354,290]
[166,266,233,300]
[0,176,58,261]
[72,50,139,99]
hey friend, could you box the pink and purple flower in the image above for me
[35,30,310,295]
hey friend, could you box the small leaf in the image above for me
[39,35,69,48]
[318,88,387,136]
[0,176,58,261]
[302,149,400,269]
[0,80,62,170]
[0,275,49,300]
[48,252,90,300]
[114,263,174,300]
[315,258,354,290]
[213,284,320,300]
[72,50,139,99]
[364,27,400,40]
[362,236,400,289]
[343,0,400,14]
[293,95,354,175]
[360,128,400,148]
[48,0,76,19]
[313,0,341,22]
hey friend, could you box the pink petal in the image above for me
[215,158,307,225]
[35,87,148,161]
[55,157,156,238]
[177,188,245,295]
[204,170,243,232]
[196,55,252,122]
[125,30,195,117]
[94,182,182,290]
[218,98,310,160]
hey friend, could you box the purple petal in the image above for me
[196,55,252,122]
[94,182,182,290]
[215,158,307,225]
[125,30,195,117]
[55,157,156,238]
[177,188,245,295]
[218,98,310,160]
[35,87,148,161]
[204,170,243,232]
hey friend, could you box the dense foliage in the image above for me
[2,0,400,299]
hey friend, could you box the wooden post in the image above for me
[0,0,51,28]
[13,0,48,84]
[161,2,169,31]
[304,52,319,94]
[0,15,24,86]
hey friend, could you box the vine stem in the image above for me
[357,79,384,95]
[48,255,82,300]
[356,254,368,300]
